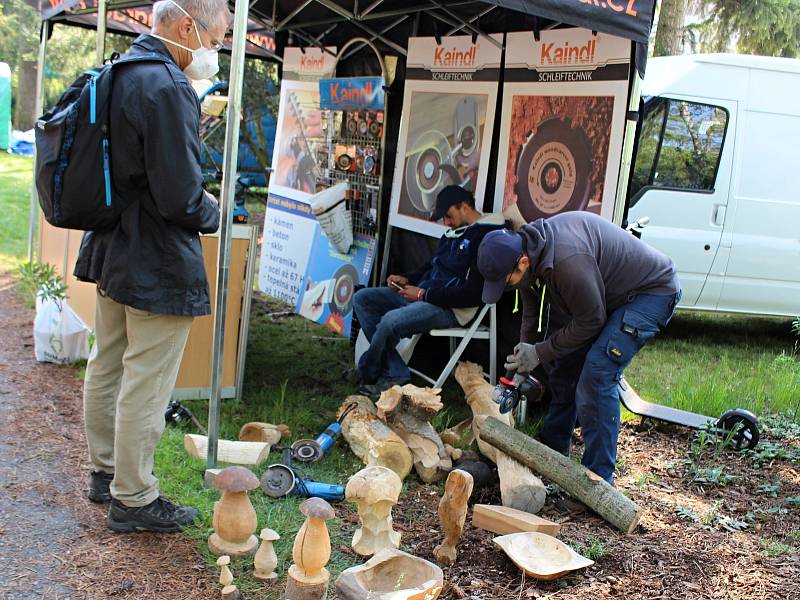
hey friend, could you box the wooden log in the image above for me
[472,504,561,537]
[480,417,643,533]
[434,469,474,566]
[337,396,413,480]
[377,386,451,483]
[238,422,291,444]
[454,362,546,513]
[440,417,474,447]
[221,585,241,600]
[184,434,270,466]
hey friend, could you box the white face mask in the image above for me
[151,0,220,80]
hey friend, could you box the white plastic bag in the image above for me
[33,293,90,364]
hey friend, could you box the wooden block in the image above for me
[472,504,561,537]
[184,434,270,466]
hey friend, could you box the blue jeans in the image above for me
[538,291,681,485]
[353,287,459,383]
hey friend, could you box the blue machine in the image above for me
[259,463,344,502]
[291,402,358,463]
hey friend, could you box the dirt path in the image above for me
[0,271,215,599]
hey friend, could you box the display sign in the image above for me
[494,29,630,228]
[388,34,503,238]
[258,195,318,305]
[295,234,376,337]
[319,77,385,111]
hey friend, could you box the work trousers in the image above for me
[353,287,459,383]
[83,289,193,507]
[539,291,681,485]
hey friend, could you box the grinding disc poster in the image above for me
[389,35,502,238]
[495,30,630,228]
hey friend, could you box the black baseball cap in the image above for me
[431,185,473,221]
[477,229,523,304]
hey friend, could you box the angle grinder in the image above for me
[291,402,358,463]
[492,370,545,415]
[259,463,344,502]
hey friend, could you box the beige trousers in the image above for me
[83,289,193,507]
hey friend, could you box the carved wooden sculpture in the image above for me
[345,466,402,556]
[335,549,444,600]
[285,498,335,600]
[472,504,561,537]
[253,528,280,581]
[337,396,413,480]
[216,555,233,587]
[238,422,291,444]
[376,385,451,483]
[209,467,260,557]
[493,532,593,581]
[455,362,546,514]
[434,469,474,565]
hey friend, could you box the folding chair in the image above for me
[409,303,497,388]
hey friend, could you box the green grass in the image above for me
[0,153,34,269]
[626,311,800,419]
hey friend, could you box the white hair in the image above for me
[152,0,230,32]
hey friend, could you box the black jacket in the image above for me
[404,214,508,311]
[518,211,679,362]
[74,35,220,316]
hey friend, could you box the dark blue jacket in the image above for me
[405,214,508,309]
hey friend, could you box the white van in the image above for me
[626,54,800,317]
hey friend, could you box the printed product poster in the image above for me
[258,194,318,306]
[267,47,336,202]
[389,35,502,238]
[495,30,630,228]
[295,234,376,337]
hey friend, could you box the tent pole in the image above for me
[613,62,642,226]
[207,0,249,470]
[27,19,49,263]
[95,0,107,64]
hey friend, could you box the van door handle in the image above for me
[712,204,726,227]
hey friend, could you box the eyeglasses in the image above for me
[193,15,225,51]
[505,255,524,286]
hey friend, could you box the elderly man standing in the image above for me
[477,212,681,485]
[74,0,228,532]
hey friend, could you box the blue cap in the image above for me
[478,229,522,304]
[431,185,473,221]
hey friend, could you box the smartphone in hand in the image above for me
[389,280,405,291]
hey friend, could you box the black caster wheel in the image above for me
[715,408,760,451]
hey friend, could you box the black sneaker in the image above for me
[357,377,410,397]
[108,496,200,533]
[88,471,114,503]
[342,367,361,385]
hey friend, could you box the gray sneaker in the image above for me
[108,496,200,533]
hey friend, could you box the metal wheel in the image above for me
[715,409,760,451]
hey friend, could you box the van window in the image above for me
[630,99,727,201]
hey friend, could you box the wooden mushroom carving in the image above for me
[345,466,402,557]
[285,497,335,600]
[217,555,233,587]
[253,528,280,581]
[208,466,260,557]
[434,469,474,565]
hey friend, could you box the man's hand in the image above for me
[386,274,408,289]
[504,342,540,374]
[399,285,425,302]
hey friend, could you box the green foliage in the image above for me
[675,501,751,532]
[757,480,782,498]
[15,261,65,307]
[0,154,32,268]
[688,465,741,487]
[689,0,800,58]
[759,538,794,557]
[568,538,607,561]
[0,0,39,68]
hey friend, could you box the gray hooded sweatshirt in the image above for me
[518,211,679,364]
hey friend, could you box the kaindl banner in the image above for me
[388,34,503,238]
[259,47,337,305]
[319,77,385,111]
[482,0,656,45]
[494,29,631,228]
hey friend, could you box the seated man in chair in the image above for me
[350,185,507,395]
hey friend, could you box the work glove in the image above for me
[504,342,540,374]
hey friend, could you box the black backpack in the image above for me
[34,53,169,231]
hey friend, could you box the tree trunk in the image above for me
[653,0,687,57]
[14,59,37,130]
[480,417,643,533]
